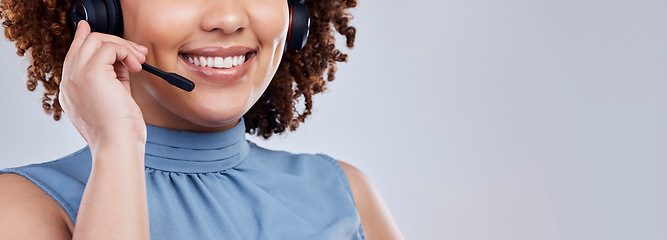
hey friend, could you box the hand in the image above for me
[60,20,149,151]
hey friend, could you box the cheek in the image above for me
[250,3,290,88]
[123,3,195,53]
[250,3,290,50]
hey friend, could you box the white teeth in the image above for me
[223,56,233,68]
[186,54,248,68]
[214,57,224,68]
[199,56,206,67]
[206,57,214,68]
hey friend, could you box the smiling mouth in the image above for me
[178,52,256,69]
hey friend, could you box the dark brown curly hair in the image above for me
[0,0,356,138]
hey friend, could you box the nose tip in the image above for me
[200,2,249,35]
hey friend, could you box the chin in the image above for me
[179,97,248,128]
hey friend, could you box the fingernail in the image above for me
[76,20,85,29]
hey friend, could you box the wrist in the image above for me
[90,135,146,163]
[87,124,147,151]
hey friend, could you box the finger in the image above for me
[107,42,144,73]
[85,41,144,75]
[74,33,146,69]
[114,61,131,82]
[63,20,92,77]
[130,42,148,55]
[65,20,91,62]
[77,33,146,67]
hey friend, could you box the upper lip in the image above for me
[179,46,256,57]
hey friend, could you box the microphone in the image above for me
[69,19,195,91]
[141,63,195,92]
[68,9,194,91]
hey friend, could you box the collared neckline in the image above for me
[143,118,249,173]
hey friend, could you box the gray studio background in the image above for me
[1,0,666,239]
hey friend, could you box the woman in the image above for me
[0,0,403,239]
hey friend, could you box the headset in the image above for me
[69,0,310,92]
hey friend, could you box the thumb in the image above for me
[65,20,92,64]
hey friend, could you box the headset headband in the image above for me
[69,0,309,50]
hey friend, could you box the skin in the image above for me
[0,0,403,239]
[123,0,288,132]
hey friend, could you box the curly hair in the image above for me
[0,0,357,139]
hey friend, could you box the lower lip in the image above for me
[177,53,255,85]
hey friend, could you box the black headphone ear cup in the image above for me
[69,0,123,36]
[103,0,124,36]
[70,0,103,34]
[286,1,310,51]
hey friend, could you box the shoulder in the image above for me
[0,173,73,239]
[336,160,405,240]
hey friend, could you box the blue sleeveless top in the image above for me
[0,119,365,239]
